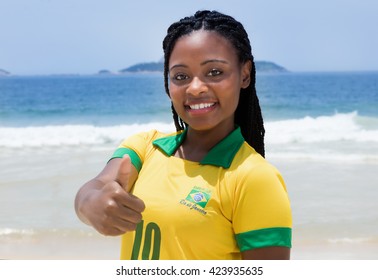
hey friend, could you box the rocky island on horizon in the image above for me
[114,60,288,74]
[1,61,288,76]
[0,69,11,76]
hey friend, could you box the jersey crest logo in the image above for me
[185,186,211,208]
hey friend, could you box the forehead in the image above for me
[170,30,238,62]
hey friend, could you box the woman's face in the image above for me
[168,29,251,133]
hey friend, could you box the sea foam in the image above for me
[0,122,174,148]
[265,111,378,144]
[1,112,377,162]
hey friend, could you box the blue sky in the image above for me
[1,0,377,75]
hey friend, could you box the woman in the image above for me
[75,10,292,260]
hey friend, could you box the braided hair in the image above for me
[162,10,265,157]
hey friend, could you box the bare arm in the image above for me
[74,155,145,236]
[242,247,290,260]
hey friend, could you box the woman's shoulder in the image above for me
[126,129,179,143]
[232,142,269,169]
[230,142,283,182]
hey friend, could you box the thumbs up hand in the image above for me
[75,155,145,236]
[115,154,133,192]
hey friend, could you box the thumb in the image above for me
[115,154,132,192]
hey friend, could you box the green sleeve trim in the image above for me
[111,148,142,172]
[235,227,292,251]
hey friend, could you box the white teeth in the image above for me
[189,103,215,110]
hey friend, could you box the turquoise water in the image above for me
[1,72,377,126]
[0,71,377,161]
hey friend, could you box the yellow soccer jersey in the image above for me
[110,127,292,260]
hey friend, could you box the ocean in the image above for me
[1,72,377,161]
[0,71,377,259]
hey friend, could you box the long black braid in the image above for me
[162,10,265,157]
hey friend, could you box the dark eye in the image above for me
[173,73,189,81]
[208,69,222,77]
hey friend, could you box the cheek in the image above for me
[169,82,183,98]
[221,82,241,105]
[168,84,183,109]
[227,94,240,114]
[168,85,177,101]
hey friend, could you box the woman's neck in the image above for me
[175,125,235,162]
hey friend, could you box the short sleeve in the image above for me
[109,130,160,173]
[233,163,292,251]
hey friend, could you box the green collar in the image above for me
[152,127,245,168]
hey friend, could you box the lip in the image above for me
[184,102,217,115]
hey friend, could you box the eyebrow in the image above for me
[201,59,228,66]
[169,59,229,71]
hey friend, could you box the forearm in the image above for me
[74,178,105,226]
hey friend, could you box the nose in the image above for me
[186,77,207,96]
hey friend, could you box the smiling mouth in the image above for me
[187,103,216,110]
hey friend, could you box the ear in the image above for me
[241,60,252,89]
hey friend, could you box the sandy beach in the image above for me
[274,158,378,259]
[1,145,377,260]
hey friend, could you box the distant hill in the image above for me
[255,61,288,72]
[119,60,288,73]
[120,62,164,73]
[97,69,114,75]
[0,69,10,76]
